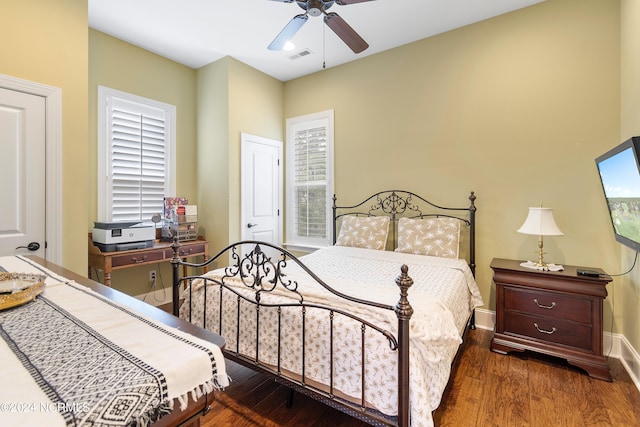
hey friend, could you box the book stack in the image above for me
[162,197,198,242]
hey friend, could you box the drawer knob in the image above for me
[131,255,148,264]
[533,298,556,309]
[534,323,557,335]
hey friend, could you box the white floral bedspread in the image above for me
[180,245,483,427]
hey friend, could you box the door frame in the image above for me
[240,133,283,245]
[0,73,62,263]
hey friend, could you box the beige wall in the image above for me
[88,33,283,294]
[196,58,231,258]
[620,0,640,355]
[5,0,635,354]
[227,58,284,244]
[0,0,88,274]
[88,29,198,218]
[197,57,284,258]
[284,0,622,330]
[88,29,197,295]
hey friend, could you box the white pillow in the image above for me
[395,217,460,258]
[335,216,390,251]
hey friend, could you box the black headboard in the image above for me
[332,190,477,275]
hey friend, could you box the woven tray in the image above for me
[0,272,46,311]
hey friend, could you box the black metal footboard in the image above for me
[171,240,413,427]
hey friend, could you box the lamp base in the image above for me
[534,240,547,269]
[520,235,564,271]
[532,260,548,268]
[520,260,565,272]
[525,237,561,271]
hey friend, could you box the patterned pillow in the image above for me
[335,216,390,251]
[395,217,461,258]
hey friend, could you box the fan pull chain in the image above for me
[323,21,326,69]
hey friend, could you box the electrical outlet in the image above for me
[149,270,156,282]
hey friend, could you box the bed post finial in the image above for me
[469,191,477,212]
[468,191,477,277]
[332,194,338,245]
[395,264,413,427]
[395,265,414,318]
[170,236,182,316]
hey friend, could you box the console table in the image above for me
[490,258,612,381]
[88,233,208,287]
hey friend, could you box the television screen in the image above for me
[595,137,640,252]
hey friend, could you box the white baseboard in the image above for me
[473,307,495,331]
[135,287,172,307]
[473,308,640,391]
[617,333,640,391]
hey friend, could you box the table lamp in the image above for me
[517,206,563,268]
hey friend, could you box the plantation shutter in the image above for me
[108,98,168,222]
[286,111,334,248]
[292,125,328,239]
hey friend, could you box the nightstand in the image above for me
[490,258,612,381]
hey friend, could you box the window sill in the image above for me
[282,243,328,254]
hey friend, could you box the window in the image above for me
[286,110,334,249]
[97,86,176,222]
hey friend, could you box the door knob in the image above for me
[247,223,258,228]
[16,242,40,251]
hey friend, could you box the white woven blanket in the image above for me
[0,256,228,427]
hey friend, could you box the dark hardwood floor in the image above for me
[196,328,640,427]
[432,329,639,426]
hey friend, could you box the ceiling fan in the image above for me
[268,0,375,54]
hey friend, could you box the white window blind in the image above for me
[286,110,334,248]
[98,86,176,222]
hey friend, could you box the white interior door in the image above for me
[241,133,283,256]
[0,87,46,258]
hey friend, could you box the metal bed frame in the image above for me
[332,190,477,275]
[171,190,477,427]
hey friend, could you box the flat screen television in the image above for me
[595,136,640,252]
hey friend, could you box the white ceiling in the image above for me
[88,0,544,82]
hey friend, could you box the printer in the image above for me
[92,221,156,252]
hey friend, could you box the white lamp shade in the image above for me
[517,207,564,236]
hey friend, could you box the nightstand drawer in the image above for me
[112,249,164,267]
[504,311,592,351]
[504,287,592,324]
[165,242,206,258]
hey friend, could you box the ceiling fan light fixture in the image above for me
[303,0,333,16]
[270,0,373,53]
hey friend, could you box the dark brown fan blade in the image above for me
[335,0,376,5]
[324,12,368,53]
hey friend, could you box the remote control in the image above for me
[577,269,600,277]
